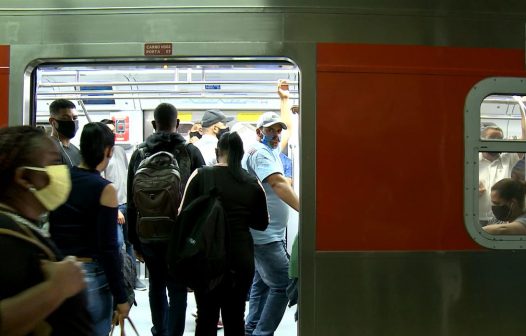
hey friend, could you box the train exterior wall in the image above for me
[0,45,8,126]
[316,43,526,335]
[1,2,526,335]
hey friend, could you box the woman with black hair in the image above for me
[49,122,130,335]
[179,131,269,335]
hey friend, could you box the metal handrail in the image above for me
[36,94,299,100]
[480,115,523,120]
[38,89,299,95]
[38,80,299,87]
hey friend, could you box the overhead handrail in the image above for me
[38,89,299,95]
[36,94,300,100]
[38,80,299,87]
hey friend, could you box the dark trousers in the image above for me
[194,270,253,336]
[142,243,188,336]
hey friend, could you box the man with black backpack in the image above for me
[127,103,205,336]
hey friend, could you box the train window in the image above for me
[465,78,526,249]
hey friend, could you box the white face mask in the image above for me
[24,165,72,211]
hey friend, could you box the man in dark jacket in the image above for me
[127,103,205,336]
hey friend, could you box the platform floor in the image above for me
[125,279,298,336]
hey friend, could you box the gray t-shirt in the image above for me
[243,141,289,245]
[52,137,81,168]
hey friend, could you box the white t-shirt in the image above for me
[194,134,218,166]
[479,152,520,221]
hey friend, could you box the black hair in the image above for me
[0,126,47,196]
[217,131,245,182]
[80,122,115,169]
[491,178,526,209]
[100,119,115,125]
[49,99,76,116]
[154,103,178,131]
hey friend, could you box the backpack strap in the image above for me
[174,143,192,187]
[0,211,57,261]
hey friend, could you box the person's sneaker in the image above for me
[134,279,147,291]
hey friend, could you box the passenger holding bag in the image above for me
[169,132,269,335]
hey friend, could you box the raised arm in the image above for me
[513,96,526,140]
[278,80,294,153]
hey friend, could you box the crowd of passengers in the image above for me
[0,81,300,335]
[479,96,526,235]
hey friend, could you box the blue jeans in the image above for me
[245,241,290,336]
[142,242,188,336]
[116,204,126,248]
[117,204,139,280]
[84,262,113,336]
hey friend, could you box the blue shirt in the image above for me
[243,141,289,244]
[279,152,293,178]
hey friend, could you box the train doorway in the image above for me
[31,60,301,335]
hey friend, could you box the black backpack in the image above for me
[133,144,190,243]
[167,166,230,292]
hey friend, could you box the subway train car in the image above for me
[2,1,526,335]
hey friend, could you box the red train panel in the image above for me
[316,43,526,251]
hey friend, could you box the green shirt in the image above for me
[289,234,299,278]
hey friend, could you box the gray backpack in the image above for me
[133,145,190,243]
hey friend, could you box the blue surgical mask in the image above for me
[261,133,281,149]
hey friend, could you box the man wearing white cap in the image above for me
[243,81,299,336]
[194,109,233,166]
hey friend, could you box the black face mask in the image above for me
[217,127,230,140]
[189,131,202,139]
[492,204,512,222]
[55,119,79,139]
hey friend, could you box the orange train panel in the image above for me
[0,45,9,127]
[316,43,526,251]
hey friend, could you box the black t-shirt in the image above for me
[49,167,126,304]
[0,212,93,335]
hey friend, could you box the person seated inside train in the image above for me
[0,125,92,335]
[479,96,526,225]
[483,178,526,235]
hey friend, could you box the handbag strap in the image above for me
[110,315,140,336]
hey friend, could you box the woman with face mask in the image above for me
[49,122,131,335]
[483,178,526,235]
[0,126,92,335]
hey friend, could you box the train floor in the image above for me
[127,278,298,335]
